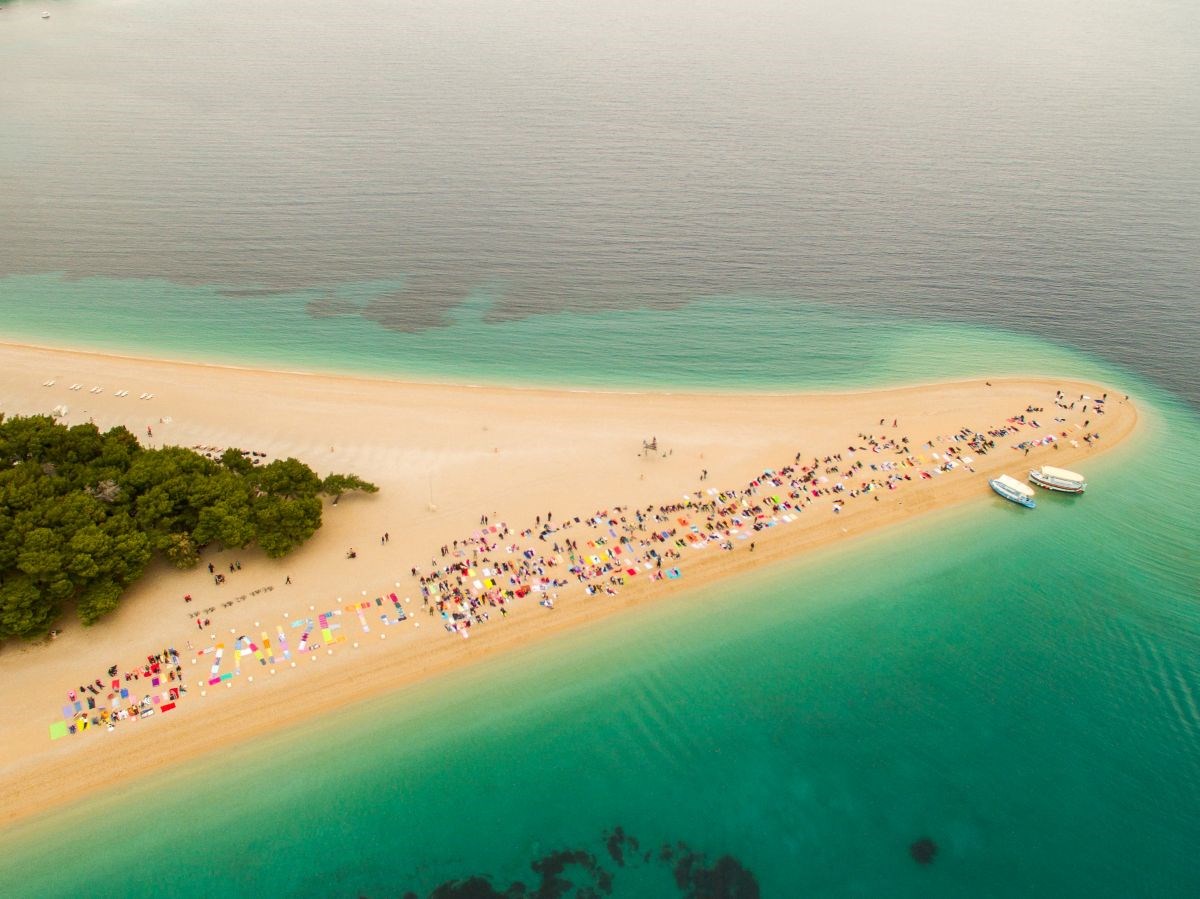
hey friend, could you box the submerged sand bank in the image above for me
[0,342,1138,829]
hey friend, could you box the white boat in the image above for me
[990,474,1036,508]
[42,11,51,18]
[1029,465,1087,494]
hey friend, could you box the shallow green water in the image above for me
[0,272,1127,394]
[2,312,1197,897]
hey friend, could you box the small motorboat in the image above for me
[1029,465,1087,494]
[990,474,1037,508]
[42,11,51,18]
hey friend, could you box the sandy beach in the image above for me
[0,341,1139,830]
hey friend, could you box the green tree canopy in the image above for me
[0,414,377,641]
[320,472,380,502]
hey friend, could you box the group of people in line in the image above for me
[191,445,273,465]
[396,392,1098,639]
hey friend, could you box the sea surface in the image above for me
[1,0,1198,896]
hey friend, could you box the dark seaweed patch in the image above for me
[414,826,756,899]
[909,837,938,865]
[428,876,522,899]
[530,848,609,898]
[673,851,760,899]
[604,826,627,867]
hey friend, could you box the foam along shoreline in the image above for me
[0,342,1139,830]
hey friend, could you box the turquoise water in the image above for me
[0,272,1132,393]
[2,311,1198,897]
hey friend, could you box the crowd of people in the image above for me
[399,394,1103,639]
[50,390,1106,739]
[56,648,186,737]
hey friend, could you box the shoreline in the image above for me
[0,333,1088,400]
[0,342,1139,830]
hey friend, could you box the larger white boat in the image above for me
[1029,465,1087,494]
[990,474,1037,508]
